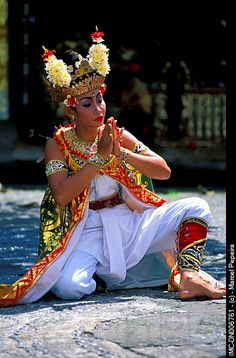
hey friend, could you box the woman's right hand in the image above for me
[96,121,113,160]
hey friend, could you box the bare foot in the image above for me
[178,271,226,300]
[92,273,107,293]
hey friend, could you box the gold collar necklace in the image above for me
[58,124,99,160]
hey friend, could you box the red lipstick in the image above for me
[95,115,103,122]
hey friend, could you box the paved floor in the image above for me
[0,186,226,357]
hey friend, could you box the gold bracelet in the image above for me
[87,153,107,168]
[117,147,131,162]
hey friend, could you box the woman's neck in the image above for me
[74,127,98,142]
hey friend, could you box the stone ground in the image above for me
[0,185,226,358]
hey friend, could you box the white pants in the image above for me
[51,197,211,300]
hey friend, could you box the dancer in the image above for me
[0,29,225,307]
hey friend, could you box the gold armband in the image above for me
[45,160,68,177]
[132,141,149,155]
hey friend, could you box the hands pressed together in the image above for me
[97,117,124,160]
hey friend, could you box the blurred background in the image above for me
[0,0,226,187]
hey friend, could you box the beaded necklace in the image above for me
[54,124,99,161]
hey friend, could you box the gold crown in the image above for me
[41,29,110,101]
[62,73,105,98]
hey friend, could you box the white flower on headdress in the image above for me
[75,54,83,69]
[88,43,110,76]
[45,55,71,88]
[67,65,74,73]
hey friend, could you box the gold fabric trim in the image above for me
[181,217,208,228]
[0,187,89,307]
[0,223,76,307]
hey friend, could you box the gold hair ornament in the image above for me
[41,29,110,102]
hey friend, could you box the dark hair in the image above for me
[61,49,81,66]
[49,86,64,103]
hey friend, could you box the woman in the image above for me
[0,30,225,307]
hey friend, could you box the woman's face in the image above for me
[75,88,106,129]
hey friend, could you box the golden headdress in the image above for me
[41,29,110,104]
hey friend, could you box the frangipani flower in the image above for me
[45,57,71,88]
[88,43,110,76]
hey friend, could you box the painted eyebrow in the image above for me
[79,93,101,102]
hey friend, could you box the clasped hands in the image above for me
[97,117,124,160]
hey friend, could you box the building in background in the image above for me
[0,0,226,185]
